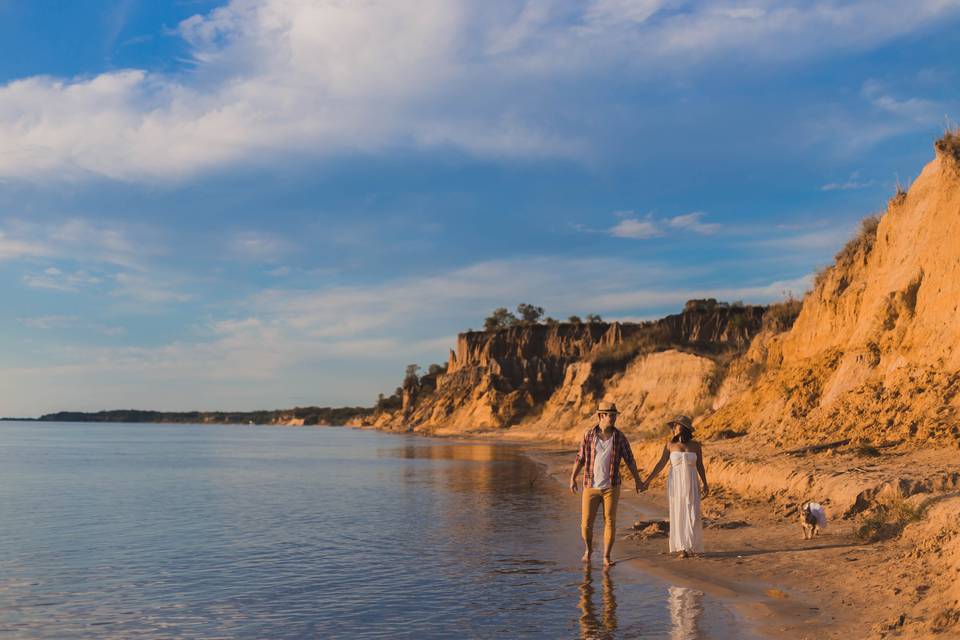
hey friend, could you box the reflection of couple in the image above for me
[578,565,616,638]
[577,565,704,640]
[570,402,709,565]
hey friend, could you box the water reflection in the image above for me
[668,586,705,640]
[578,565,617,639]
[0,424,744,638]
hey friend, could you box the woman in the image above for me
[640,415,708,558]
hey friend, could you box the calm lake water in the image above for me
[0,422,748,638]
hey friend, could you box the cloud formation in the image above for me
[1,0,958,181]
[602,211,721,239]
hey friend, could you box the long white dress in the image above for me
[667,451,703,553]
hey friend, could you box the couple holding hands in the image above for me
[569,402,709,567]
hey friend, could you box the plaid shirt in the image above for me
[575,426,637,488]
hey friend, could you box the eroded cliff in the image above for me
[372,305,768,437]
[371,138,960,451]
[700,146,960,447]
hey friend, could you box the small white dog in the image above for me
[800,502,827,539]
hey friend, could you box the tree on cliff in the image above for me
[585,313,603,323]
[404,364,421,386]
[568,315,582,324]
[516,303,544,325]
[484,307,519,330]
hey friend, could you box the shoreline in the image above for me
[520,444,841,640]
[347,422,838,639]
[17,420,945,637]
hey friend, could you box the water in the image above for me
[0,422,747,638]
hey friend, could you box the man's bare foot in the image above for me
[603,557,616,568]
[582,550,591,563]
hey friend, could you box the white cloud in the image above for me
[18,315,81,330]
[1,0,959,181]
[0,217,191,305]
[861,79,944,123]
[112,272,193,304]
[22,267,103,292]
[0,231,53,260]
[226,230,296,262]
[602,210,720,239]
[667,212,721,234]
[610,216,661,239]
[820,180,874,191]
[0,217,158,268]
[18,314,126,336]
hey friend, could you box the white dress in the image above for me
[667,451,703,553]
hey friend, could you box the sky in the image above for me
[1,0,959,417]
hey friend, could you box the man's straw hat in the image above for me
[597,401,619,414]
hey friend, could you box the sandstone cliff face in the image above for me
[374,307,765,436]
[701,149,960,446]
[521,349,720,443]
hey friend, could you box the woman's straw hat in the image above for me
[667,414,694,431]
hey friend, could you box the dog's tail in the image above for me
[807,502,828,528]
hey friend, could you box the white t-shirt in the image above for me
[592,435,614,489]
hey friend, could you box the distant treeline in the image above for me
[35,406,374,425]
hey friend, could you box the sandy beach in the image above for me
[521,441,960,640]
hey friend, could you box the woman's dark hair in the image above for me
[671,425,693,444]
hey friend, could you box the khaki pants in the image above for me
[581,486,620,550]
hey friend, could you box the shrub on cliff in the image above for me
[762,296,803,333]
[589,324,671,375]
[404,364,421,386]
[516,303,544,325]
[482,303,546,329]
[935,128,960,166]
[484,307,519,330]
[376,389,403,412]
[855,494,922,542]
[814,213,882,290]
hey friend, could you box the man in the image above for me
[569,401,643,568]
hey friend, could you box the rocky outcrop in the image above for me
[373,306,766,434]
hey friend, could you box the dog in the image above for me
[800,501,827,539]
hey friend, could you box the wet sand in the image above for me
[525,446,864,640]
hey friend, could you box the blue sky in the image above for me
[1,0,959,416]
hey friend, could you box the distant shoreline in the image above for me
[2,406,373,426]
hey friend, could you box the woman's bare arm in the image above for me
[641,446,670,489]
[694,442,709,497]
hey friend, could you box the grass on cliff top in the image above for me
[813,213,881,290]
[935,129,960,165]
